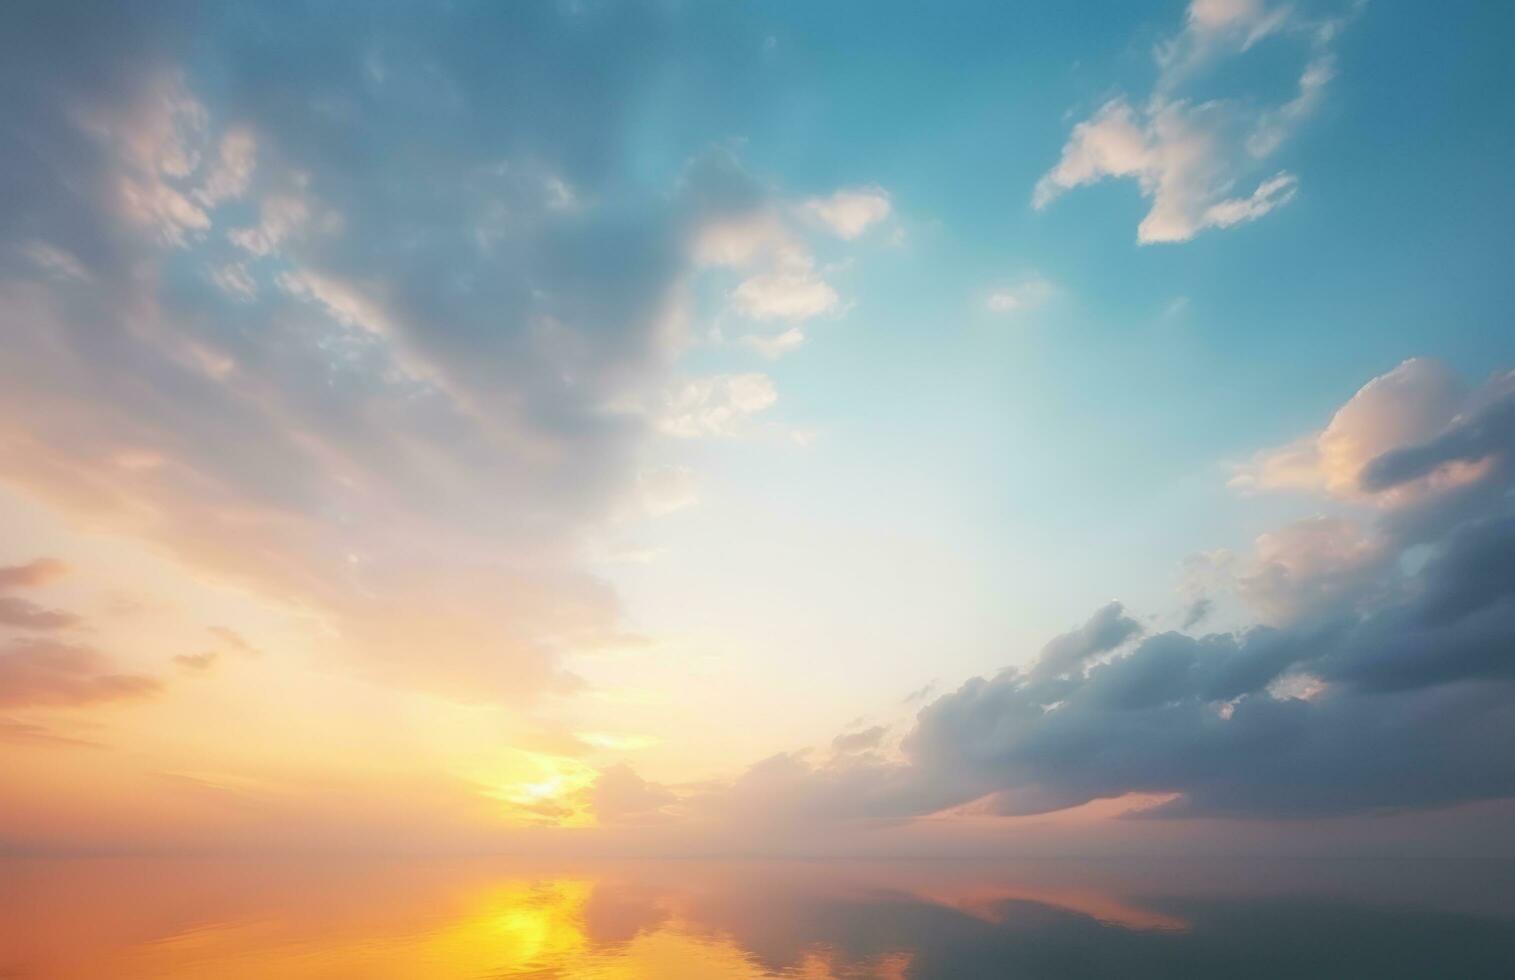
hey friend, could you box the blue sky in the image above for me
[611,0,1515,725]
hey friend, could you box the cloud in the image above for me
[592,762,677,824]
[1181,597,1213,630]
[636,464,699,517]
[744,326,807,359]
[208,626,261,657]
[1231,358,1482,502]
[173,651,219,672]
[0,639,161,708]
[682,151,864,351]
[0,557,79,631]
[0,597,81,632]
[1028,601,1143,681]
[0,4,854,705]
[803,187,892,240]
[657,373,778,438]
[228,193,311,256]
[1361,372,1515,495]
[193,128,256,208]
[1034,2,1353,243]
[208,261,256,300]
[1034,99,1298,244]
[0,559,70,590]
[832,725,887,755]
[985,276,1055,316]
[627,358,1515,827]
[732,255,839,321]
[0,718,100,748]
[20,243,90,282]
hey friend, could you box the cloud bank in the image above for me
[604,358,1515,829]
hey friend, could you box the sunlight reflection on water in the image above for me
[2,857,1512,978]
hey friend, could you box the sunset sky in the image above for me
[3,0,1515,857]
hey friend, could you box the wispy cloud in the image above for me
[1035,1,1355,243]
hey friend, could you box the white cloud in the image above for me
[803,187,892,240]
[1035,1,1352,244]
[1231,358,1467,502]
[744,326,807,358]
[276,267,395,337]
[731,253,839,321]
[985,275,1055,316]
[1159,0,1292,86]
[1247,54,1335,158]
[637,464,699,517]
[1233,515,1384,623]
[1035,98,1301,244]
[1202,171,1298,229]
[691,212,790,269]
[658,373,777,438]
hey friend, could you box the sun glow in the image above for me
[474,752,600,827]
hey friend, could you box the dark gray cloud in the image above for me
[1181,597,1212,630]
[899,397,1515,818]
[1360,374,1515,493]
[1028,600,1142,682]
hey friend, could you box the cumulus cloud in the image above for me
[657,373,778,438]
[1232,358,1485,502]
[682,151,868,353]
[732,255,839,322]
[803,187,892,240]
[1028,601,1142,681]
[1034,1,1353,243]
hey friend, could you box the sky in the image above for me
[2,0,1515,856]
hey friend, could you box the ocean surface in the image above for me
[2,856,1512,978]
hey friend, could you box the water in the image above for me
[2,857,1512,978]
